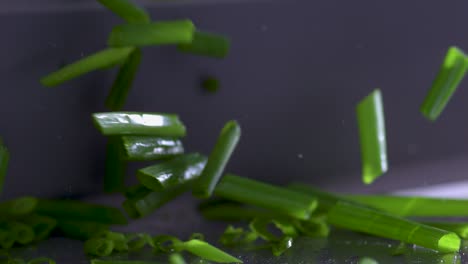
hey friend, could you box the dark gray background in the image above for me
[1,0,468,199]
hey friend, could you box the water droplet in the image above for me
[297,153,303,159]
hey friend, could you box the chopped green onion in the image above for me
[40,47,134,87]
[327,201,460,253]
[125,233,153,251]
[137,153,207,191]
[105,48,142,111]
[391,242,408,256]
[347,195,468,217]
[356,89,388,184]
[123,184,190,218]
[219,226,258,247]
[189,233,205,241]
[294,217,330,238]
[423,222,468,239]
[19,215,57,241]
[214,174,317,220]
[108,20,195,47]
[358,257,378,264]
[178,31,230,59]
[94,230,128,252]
[92,112,186,137]
[0,228,14,249]
[97,0,150,24]
[0,144,9,195]
[104,138,126,193]
[249,218,279,242]
[91,261,159,264]
[201,76,220,93]
[27,257,56,264]
[193,121,241,198]
[169,253,186,264]
[420,46,468,121]
[0,196,37,216]
[0,221,34,245]
[57,220,109,241]
[153,235,182,252]
[199,203,278,222]
[120,136,184,161]
[84,238,114,257]
[271,236,294,257]
[174,239,243,263]
[36,199,127,225]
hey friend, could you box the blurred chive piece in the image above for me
[178,31,230,59]
[104,138,126,193]
[97,0,150,24]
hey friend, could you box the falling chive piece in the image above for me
[137,153,206,191]
[0,143,9,195]
[120,136,184,161]
[356,89,388,184]
[201,76,220,93]
[92,112,186,137]
[108,20,195,47]
[97,0,150,24]
[327,201,461,253]
[178,31,230,59]
[40,47,135,87]
[105,48,142,111]
[420,46,468,121]
[193,121,241,198]
[174,239,243,263]
[214,174,317,220]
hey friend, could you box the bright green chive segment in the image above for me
[178,31,230,59]
[123,184,190,218]
[358,257,379,264]
[219,226,258,247]
[423,222,468,239]
[327,201,461,253]
[137,153,207,191]
[193,121,241,198]
[40,47,134,87]
[36,199,127,225]
[214,174,317,220]
[125,233,153,251]
[84,238,114,257]
[0,144,9,195]
[20,215,57,241]
[175,239,243,263]
[94,230,128,252]
[169,253,187,264]
[272,236,294,257]
[420,46,468,121]
[57,220,109,241]
[0,196,37,216]
[121,136,184,161]
[105,48,142,111]
[108,20,195,47]
[347,195,468,217]
[356,89,388,184]
[97,0,150,24]
[93,112,186,137]
[92,261,159,264]
[104,138,126,193]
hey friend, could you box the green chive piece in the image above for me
[1,222,34,245]
[178,31,230,59]
[153,235,182,252]
[288,183,346,212]
[0,144,9,195]
[137,153,207,191]
[169,253,186,264]
[391,242,408,256]
[84,238,115,257]
[249,218,280,242]
[201,76,220,93]
[193,121,241,198]
[19,215,57,242]
[175,239,243,263]
[356,89,388,184]
[327,201,461,253]
[358,257,378,264]
[423,222,468,239]
[27,257,56,264]
[199,203,279,222]
[94,230,128,252]
[104,138,126,193]
[92,112,186,137]
[219,226,258,247]
[294,216,330,238]
[57,220,109,241]
[125,233,153,251]
[105,48,142,111]
[40,47,134,87]
[347,195,468,217]
[36,199,127,225]
[123,184,190,218]
[120,136,184,161]
[420,46,468,121]
[108,20,195,47]
[91,261,159,264]
[0,196,38,216]
[0,228,14,249]
[97,0,150,24]
[271,236,294,257]
[214,174,317,220]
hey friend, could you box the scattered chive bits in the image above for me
[97,0,150,24]
[178,31,230,59]
[193,121,241,198]
[356,89,388,184]
[40,47,135,87]
[107,20,196,47]
[201,76,220,93]
[420,46,468,121]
